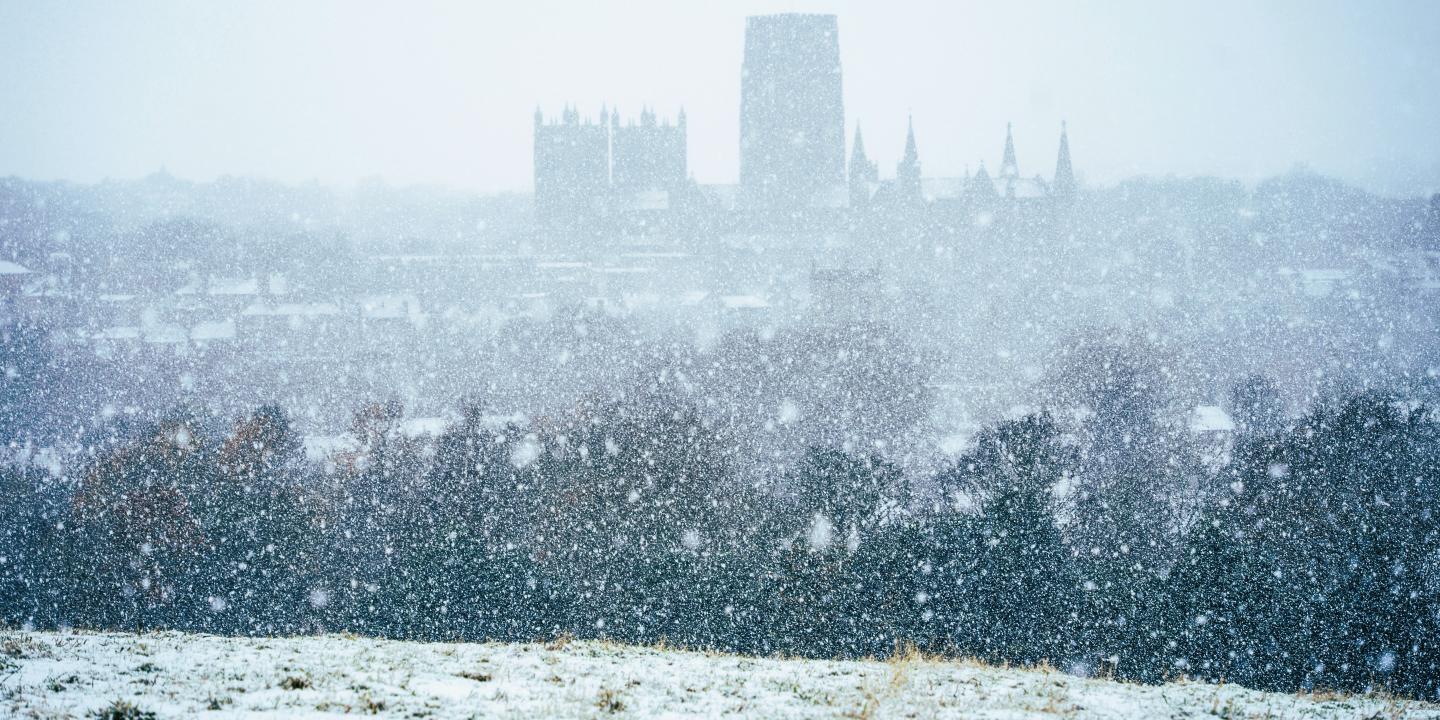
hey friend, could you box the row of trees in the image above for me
[2,371,1438,700]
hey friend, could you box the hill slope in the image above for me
[2,630,1434,719]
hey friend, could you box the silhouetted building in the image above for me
[979,123,1060,203]
[968,162,999,200]
[998,122,1020,182]
[740,14,846,211]
[848,125,878,209]
[895,115,923,205]
[810,266,883,324]
[611,107,687,193]
[534,105,610,228]
[1053,121,1076,202]
[531,15,1082,236]
[533,105,689,228]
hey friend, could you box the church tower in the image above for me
[740,14,846,211]
[533,104,611,229]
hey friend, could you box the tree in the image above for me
[1045,331,1199,681]
[947,414,1078,665]
[196,405,318,635]
[0,318,55,442]
[1225,375,1286,437]
[67,412,212,630]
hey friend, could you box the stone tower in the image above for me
[739,14,845,211]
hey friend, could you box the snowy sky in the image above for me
[2,0,1438,195]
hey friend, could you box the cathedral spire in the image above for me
[999,121,1019,180]
[902,115,919,167]
[896,114,922,203]
[1053,120,1075,201]
[849,123,878,208]
[851,124,869,167]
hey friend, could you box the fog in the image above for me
[3,0,1439,194]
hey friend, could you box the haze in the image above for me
[2,0,1438,195]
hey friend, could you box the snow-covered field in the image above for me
[2,630,1435,719]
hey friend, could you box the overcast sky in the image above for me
[2,0,1438,195]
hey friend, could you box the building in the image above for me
[894,116,923,206]
[611,107,687,195]
[860,120,1076,216]
[809,266,883,324]
[973,122,1058,203]
[739,13,846,212]
[530,14,1081,235]
[847,125,879,209]
[532,106,689,229]
[533,105,610,229]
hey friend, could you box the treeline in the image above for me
[2,370,1438,700]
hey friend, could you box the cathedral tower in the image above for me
[533,105,610,228]
[740,14,846,211]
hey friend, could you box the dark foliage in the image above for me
[1,388,1437,701]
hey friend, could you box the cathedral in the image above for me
[532,13,1079,232]
[533,105,689,230]
[739,14,847,212]
[851,120,1076,215]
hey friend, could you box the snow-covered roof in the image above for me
[0,259,33,275]
[303,433,361,462]
[622,292,662,309]
[1190,405,1236,433]
[190,319,236,341]
[720,294,769,310]
[208,277,260,296]
[143,325,189,344]
[241,301,341,317]
[361,295,421,320]
[94,326,141,341]
[400,417,451,438]
[922,177,967,201]
[995,175,1050,199]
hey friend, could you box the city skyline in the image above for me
[2,1,1439,195]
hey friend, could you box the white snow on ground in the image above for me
[2,630,1436,719]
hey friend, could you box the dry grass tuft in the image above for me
[279,674,312,690]
[595,686,626,713]
[545,632,574,651]
[91,699,157,720]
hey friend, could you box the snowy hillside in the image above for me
[2,630,1435,719]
